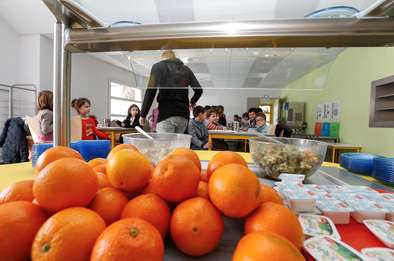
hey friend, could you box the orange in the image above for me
[170,197,224,256]
[107,144,138,159]
[35,146,82,174]
[107,149,153,193]
[33,158,99,212]
[0,201,47,261]
[232,231,305,261]
[88,187,129,225]
[200,170,209,182]
[96,172,112,188]
[259,184,283,205]
[206,151,247,179]
[88,158,107,168]
[121,193,170,238]
[32,207,106,261]
[149,155,200,202]
[209,164,260,218]
[91,218,164,261]
[0,179,34,204]
[245,202,304,249]
[93,163,107,175]
[168,148,201,172]
[195,181,209,199]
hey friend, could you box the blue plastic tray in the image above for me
[340,153,381,176]
[372,157,394,184]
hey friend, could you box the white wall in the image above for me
[17,34,40,87]
[39,35,53,91]
[71,54,137,120]
[0,16,18,85]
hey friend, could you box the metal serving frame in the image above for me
[41,0,394,146]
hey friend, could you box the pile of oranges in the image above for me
[0,145,306,261]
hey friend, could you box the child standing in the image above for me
[255,112,270,134]
[122,104,141,128]
[75,98,108,140]
[206,109,224,130]
[188,106,211,150]
[36,90,53,142]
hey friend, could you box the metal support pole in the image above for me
[53,22,71,146]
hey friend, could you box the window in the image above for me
[109,82,142,121]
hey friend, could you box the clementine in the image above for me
[0,179,34,204]
[31,207,106,261]
[93,163,107,175]
[35,146,82,174]
[107,149,153,193]
[0,201,47,261]
[91,218,164,261]
[259,184,283,205]
[200,170,209,182]
[170,197,224,256]
[88,187,128,225]
[245,202,304,249]
[168,148,201,172]
[195,181,209,199]
[233,231,305,261]
[96,172,112,188]
[107,144,138,159]
[149,155,200,202]
[33,158,98,212]
[206,151,247,179]
[209,164,260,218]
[88,158,107,168]
[121,193,170,238]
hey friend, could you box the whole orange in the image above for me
[107,149,153,193]
[31,207,106,261]
[0,179,34,204]
[195,181,209,199]
[206,151,247,179]
[200,170,209,182]
[121,193,170,238]
[107,144,138,159]
[245,202,304,249]
[93,163,107,175]
[170,197,224,256]
[96,172,112,189]
[168,148,201,172]
[88,158,107,168]
[88,187,129,225]
[149,155,200,202]
[33,158,99,212]
[0,201,47,261]
[232,231,305,261]
[259,184,283,205]
[35,146,82,174]
[209,164,260,218]
[91,218,164,261]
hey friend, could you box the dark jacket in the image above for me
[188,119,208,150]
[218,114,227,127]
[141,58,203,122]
[0,118,29,163]
[122,115,141,128]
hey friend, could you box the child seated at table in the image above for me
[122,104,141,128]
[188,106,211,150]
[75,98,108,140]
[206,109,224,130]
[255,112,270,134]
[35,90,53,142]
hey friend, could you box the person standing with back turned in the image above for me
[140,50,203,133]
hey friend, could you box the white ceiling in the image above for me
[94,47,343,89]
[0,0,379,89]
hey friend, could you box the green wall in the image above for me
[282,47,394,157]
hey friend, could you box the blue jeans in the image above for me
[156,116,188,134]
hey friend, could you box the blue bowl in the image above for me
[340,153,381,175]
[373,157,394,184]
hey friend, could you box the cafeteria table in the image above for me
[327,143,362,163]
[97,127,136,148]
[207,130,258,152]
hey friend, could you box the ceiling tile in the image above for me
[243,77,262,87]
[154,0,194,23]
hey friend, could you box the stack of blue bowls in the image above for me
[340,153,381,175]
[372,157,394,184]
